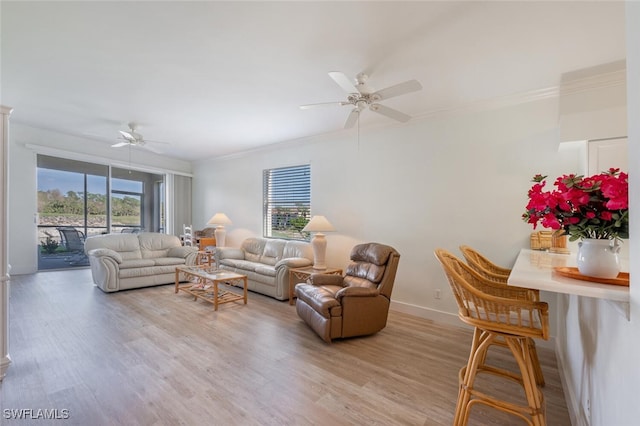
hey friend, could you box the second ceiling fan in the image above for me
[300,72,422,128]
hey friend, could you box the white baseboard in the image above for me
[390,300,464,328]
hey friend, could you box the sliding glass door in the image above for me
[37,155,166,270]
[110,167,165,233]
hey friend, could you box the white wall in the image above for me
[7,123,191,274]
[192,96,576,331]
[553,5,640,426]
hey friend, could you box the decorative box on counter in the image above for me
[530,230,570,254]
[530,230,553,250]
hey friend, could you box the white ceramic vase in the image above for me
[576,238,621,279]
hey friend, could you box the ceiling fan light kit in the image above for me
[300,71,422,129]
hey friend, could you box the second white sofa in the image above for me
[217,237,313,300]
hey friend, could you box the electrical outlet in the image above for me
[582,397,591,425]
[434,289,441,299]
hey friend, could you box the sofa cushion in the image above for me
[254,264,276,277]
[242,238,266,263]
[217,247,244,260]
[247,270,276,286]
[85,233,142,260]
[283,240,314,261]
[119,264,179,278]
[119,259,156,269]
[167,246,198,258]
[138,232,182,259]
[153,257,187,266]
[260,239,286,265]
[220,259,259,272]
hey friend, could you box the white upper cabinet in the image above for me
[588,137,628,175]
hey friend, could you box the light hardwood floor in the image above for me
[0,269,570,425]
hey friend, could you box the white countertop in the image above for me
[508,249,629,303]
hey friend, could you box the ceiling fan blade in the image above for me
[111,142,129,148]
[344,109,360,129]
[373,80,422,101]
[329,71,359,94]
[119,130,135,141]
[369,104,412,123]
[299,101,348,110]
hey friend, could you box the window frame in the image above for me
[263,164,311,241]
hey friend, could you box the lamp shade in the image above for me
[302,215,335,233]
[207,213,232,226]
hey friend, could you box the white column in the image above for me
[0,105,13,380]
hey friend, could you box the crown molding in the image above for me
[413,86,560,121]
[560,67,626,97]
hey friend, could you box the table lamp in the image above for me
[207,213,232,247]
[302,215,335,270]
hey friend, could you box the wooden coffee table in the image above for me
[175,265,247,311]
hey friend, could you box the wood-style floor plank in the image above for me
[0,269,570,425]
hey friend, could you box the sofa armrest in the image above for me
[275,257,313,269]
[308,273,344,286]
[168,246,199,258]
[217,247,244,260]
[87,248,122,264]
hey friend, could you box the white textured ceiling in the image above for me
[1,1,626,161]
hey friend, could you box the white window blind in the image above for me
[263,164,311,240]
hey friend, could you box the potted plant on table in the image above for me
[522,168,629,279]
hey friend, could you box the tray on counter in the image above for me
[553,266,629,287]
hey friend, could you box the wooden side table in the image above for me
[288,266,343,305]
[197,250,216,267]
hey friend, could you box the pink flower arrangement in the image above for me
[523,168,629,241]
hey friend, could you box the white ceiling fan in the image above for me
[111,122,169,154]
[300,72,423,128]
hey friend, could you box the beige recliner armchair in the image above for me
[295,242,400,343]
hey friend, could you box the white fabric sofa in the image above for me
[217,237,313,300]
[85,232,199,293]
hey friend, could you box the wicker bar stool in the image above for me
[460,245,515,283]
[459,245,545,386]
[435,249,549,426]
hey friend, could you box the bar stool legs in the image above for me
[480,336,545,387]
[528,338,545,387]
[454,327,546,426]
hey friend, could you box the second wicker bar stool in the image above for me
[459,245,545,386]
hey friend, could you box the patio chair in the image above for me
[57,227,88,265]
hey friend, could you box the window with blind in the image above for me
[263,164,311,241]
